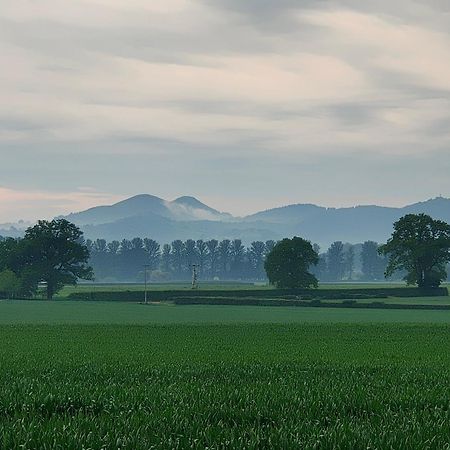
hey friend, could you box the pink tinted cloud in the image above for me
[0,187,123,222]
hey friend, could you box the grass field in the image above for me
[2,299,450,448]
[1,320,450,448]
[2,300,450,324]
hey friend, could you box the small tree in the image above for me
[20,219,93,299]
[379,214,450,288]
[0,269,21,298]
[265,237,319,289]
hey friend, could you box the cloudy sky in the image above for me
[1,0,449,221]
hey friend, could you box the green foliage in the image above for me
[361,241,386,280]
[66,286,448,302]
[1,324,450,448]
[20,219,93,299]
[0,220,93,299]
[380,214,450,288]
[327,241,345,280]
[0,270,21,298]
[264,237,318,289]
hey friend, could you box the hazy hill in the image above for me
[244,204,324,224]
[64,194,232,226]
[2,196,449,248]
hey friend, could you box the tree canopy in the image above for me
[379,214,450,288]
[264,237,319,289]
[0,219,93,299]
[20,219,93,299]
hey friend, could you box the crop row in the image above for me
[1,324,450,448]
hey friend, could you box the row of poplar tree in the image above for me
[86,237,389,282]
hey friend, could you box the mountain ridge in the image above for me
[2,195,449,248]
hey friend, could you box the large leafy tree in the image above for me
[20,219,93,299]
[379,214,450,288]
[265,237,319,289]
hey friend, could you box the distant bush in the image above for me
[342,300,357,306]
[169,297,450,310]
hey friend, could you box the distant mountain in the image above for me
[64,194,232,226]
[245,197,450,249]
[244,204,324,224]
[2,195,450,248]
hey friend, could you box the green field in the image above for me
[2,300,450,324]
[2,300,450,448]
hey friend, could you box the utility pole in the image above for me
[191,264,199,290]
[143,264,151,304]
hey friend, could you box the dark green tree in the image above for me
[184,239,198,273]
[344,245,355,280]
[218,239,231,278]
[264,237,319,289]
[171,240,184,278]
[160,244,172,274]
[0,269,21,298]
[143,238,161,270]
[107,240,120,255]
[361,241,386,281]
[310,244,326,280]
[326,241,345,281]
[196,240,208,275]
[379,214,450,288]
[230,239,245,278]
[20,219,93,299]
[265,240,276,255]
[206,239,219,278]
[249,241,266,280]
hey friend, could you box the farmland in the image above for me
[2,299,450,324]
[1,291,450,449]
[1,319,450,448]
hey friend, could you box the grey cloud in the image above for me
[0,0,449,218]
[0,117,44,132]
[203,0,450,34]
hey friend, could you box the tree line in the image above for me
[86,238,273,282]
[266,214,450,289]
[84,237,390,283]
[1,213,448,299]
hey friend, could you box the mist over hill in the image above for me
[1,195,449,248]
[60,195,450,248]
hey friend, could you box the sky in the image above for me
[1,0,449,222]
